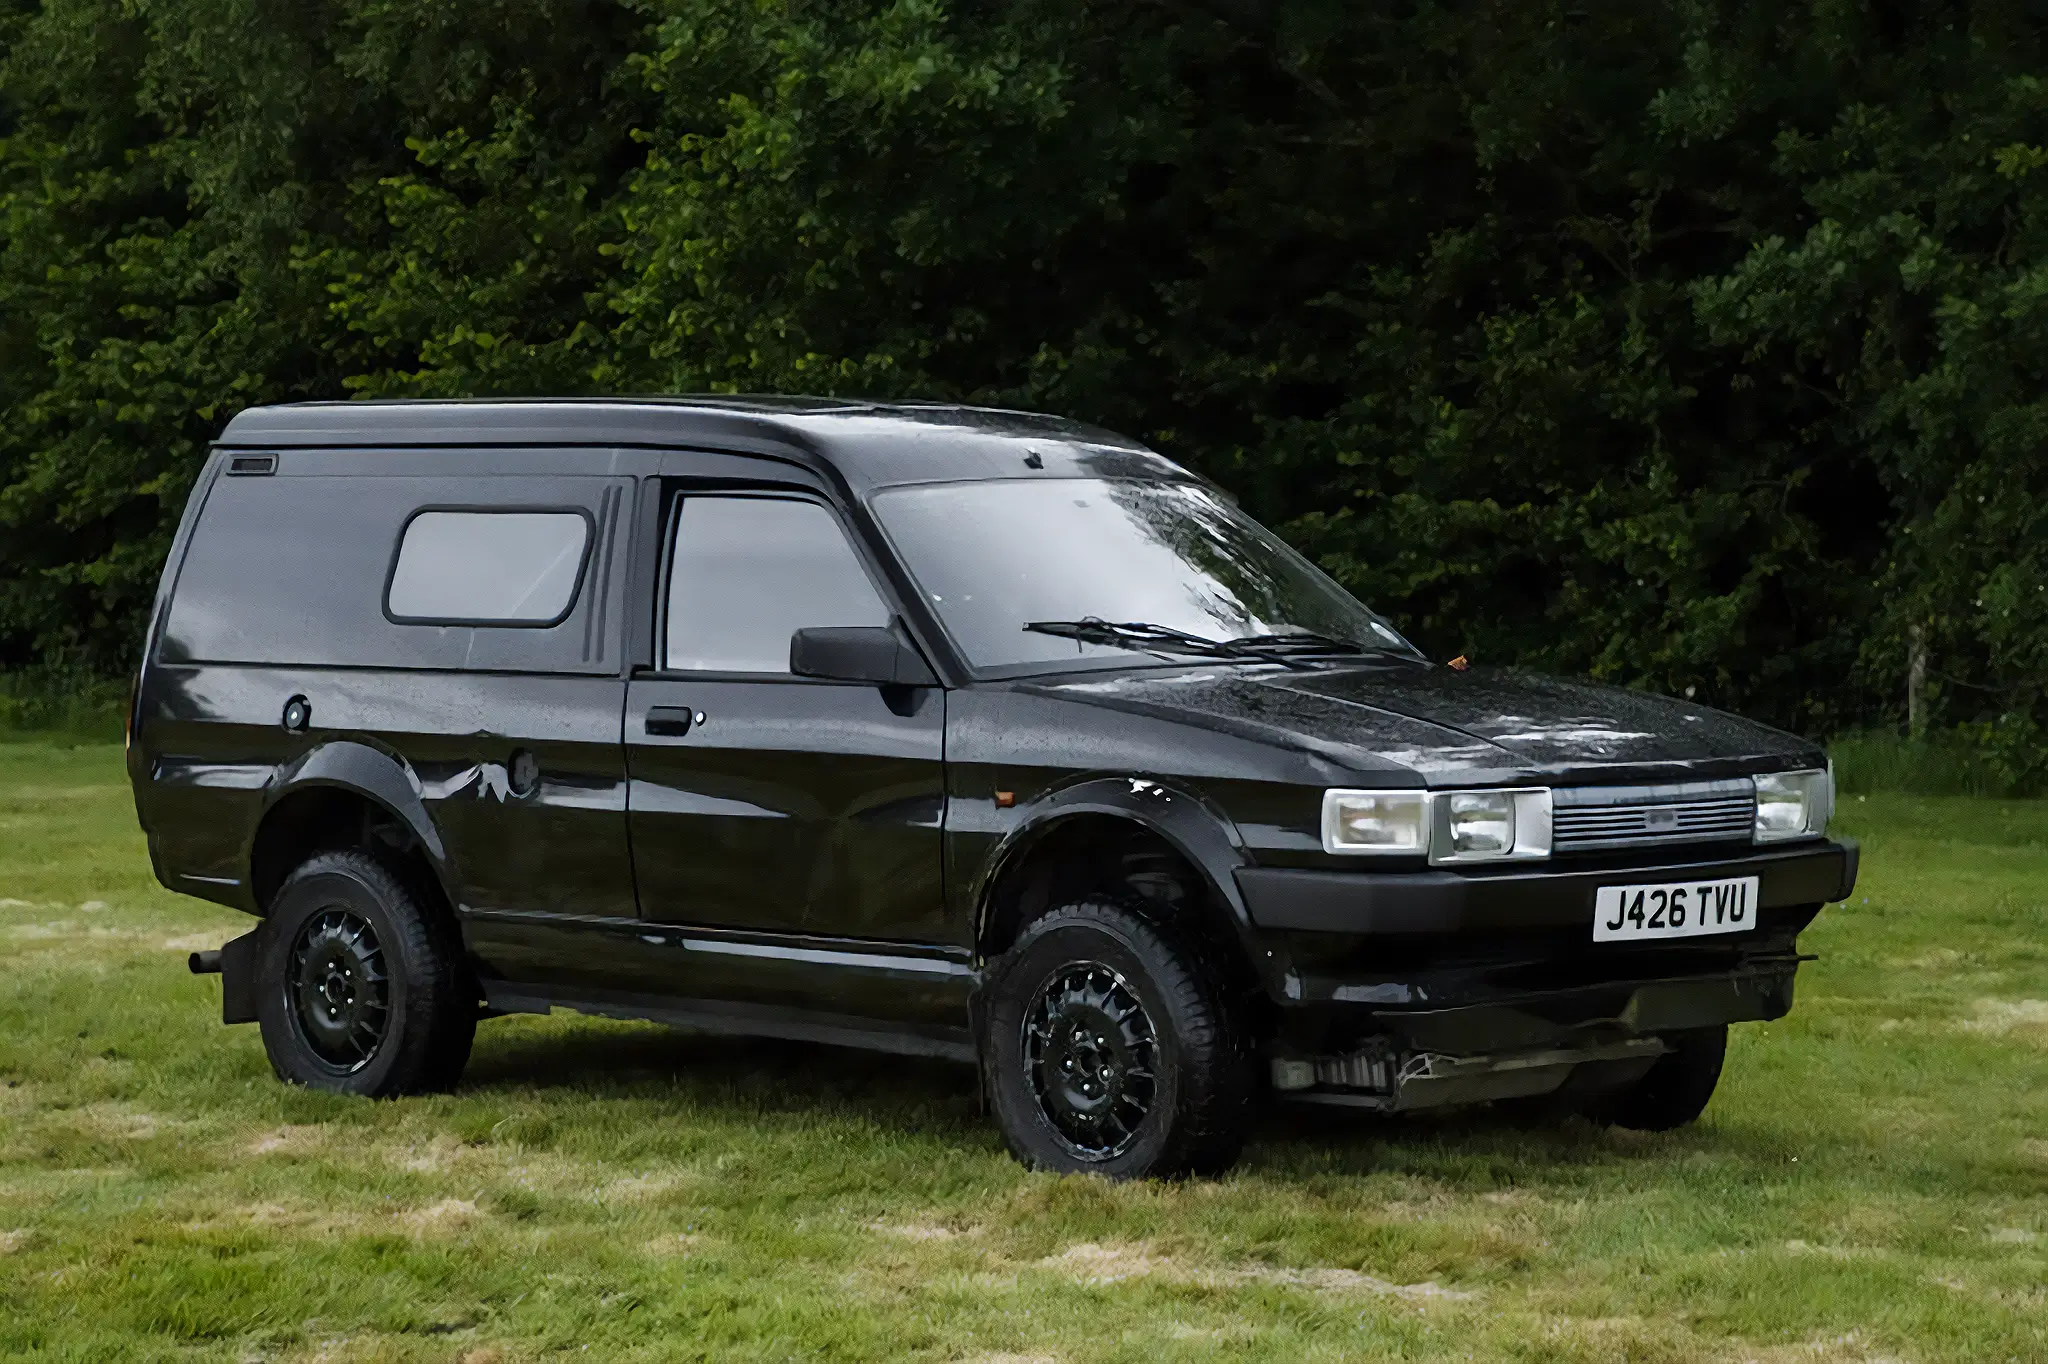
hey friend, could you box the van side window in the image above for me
[662,496,889,672]
[387,510,591,626]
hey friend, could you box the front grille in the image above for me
[1551,778,1755,853]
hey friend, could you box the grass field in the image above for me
[0,741,2042,1363]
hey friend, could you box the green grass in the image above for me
[1828,731,2018,800]
[0,669,126,743]
[1,744,2043,1363]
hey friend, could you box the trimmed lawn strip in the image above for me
[1,744,2043,1361]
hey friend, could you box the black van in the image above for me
[131,398,1857,1178]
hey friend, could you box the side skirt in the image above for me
[480,981,977,1063]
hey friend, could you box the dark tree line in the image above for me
[2,1,2043,773]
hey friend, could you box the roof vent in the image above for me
[227,453,277,476]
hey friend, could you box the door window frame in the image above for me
[651,488,899,680]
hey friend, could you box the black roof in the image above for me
[213,397,1189,491]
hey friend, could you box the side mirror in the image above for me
[790,625,938,687]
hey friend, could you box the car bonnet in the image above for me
[1024,663,1818,784]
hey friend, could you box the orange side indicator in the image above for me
[995,791,1016,808]
[1447,655,1470,672]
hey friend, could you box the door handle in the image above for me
[645,705,698,737]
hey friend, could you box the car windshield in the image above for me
[868,477,1421,675]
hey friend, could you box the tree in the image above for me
[2,0,2043,768]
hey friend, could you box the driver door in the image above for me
[623,490,953,1015]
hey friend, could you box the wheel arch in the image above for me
[245,740,456,925]
[972,778,1275,996]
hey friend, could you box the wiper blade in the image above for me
[1023,619,1316,670]
[1232,630,1360,653]
[1233,630,1423,661]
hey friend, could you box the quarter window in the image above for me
[387,510,591,625]
[662,496,890,672]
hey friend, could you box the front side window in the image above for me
[869,477,1416,675]
[662,496,891,672]
[386,509,591,625]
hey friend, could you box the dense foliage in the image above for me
[2,0,2043,760]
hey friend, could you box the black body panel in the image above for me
[1017,665,1819,789]
[626,676,947,942]
[135,398,1856,1077]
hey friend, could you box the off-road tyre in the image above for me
[1585,1025,1727,1132]
[256,850,476,1097]
[982,900,1255,1179]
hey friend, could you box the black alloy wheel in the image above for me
[256,849,476,1098]
[1022,962,1159,1160]
[983,899,1254,1179]
[287,907,390,1073]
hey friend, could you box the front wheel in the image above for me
[255,850,475,1097]
[981,900,1253,1179]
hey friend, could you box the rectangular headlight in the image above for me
[1322,788,1551,863]
[1322,791,1427,855]
[1753,767,1831,843]
[1446,791,1514,855]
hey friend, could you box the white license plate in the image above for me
[1593,875,1760,943]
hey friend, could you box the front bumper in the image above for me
[1235,838,1857,936]
[1234,838,1856,1059]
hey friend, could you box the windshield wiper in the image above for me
[1022,619,1317,670]
[1231,630,1423,662]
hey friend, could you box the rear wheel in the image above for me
[1585,1025,1727,1131]
[256,850,475,1097]
[982,900,1253,1179]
